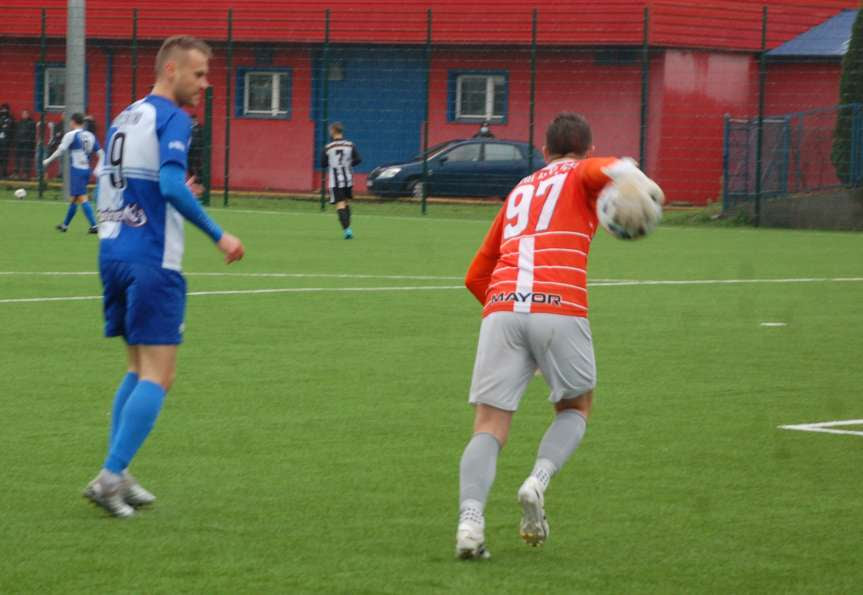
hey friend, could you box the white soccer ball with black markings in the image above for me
[14,188,26,200]
[597,158,663,240]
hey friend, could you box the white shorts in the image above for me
[468,311,596,412]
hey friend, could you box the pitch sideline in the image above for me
[1,274,862,305]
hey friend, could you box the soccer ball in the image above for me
[14,188,26,200]
[597,159,663,240]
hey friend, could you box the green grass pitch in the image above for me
[1,191,862,593]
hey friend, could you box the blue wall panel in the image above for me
[312,47,426,173]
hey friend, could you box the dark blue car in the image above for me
[366,139,545,199]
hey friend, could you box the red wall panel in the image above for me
[427,50,641,162]
[650,50,758,204]
[765,62,841,116]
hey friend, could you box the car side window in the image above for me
[484,143,521,161]
[444,143,481,162]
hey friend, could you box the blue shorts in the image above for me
[100,260,186,345]
[70,168,90,197]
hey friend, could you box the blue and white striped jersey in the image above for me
[52,128,100,172]
[97,95,192,271]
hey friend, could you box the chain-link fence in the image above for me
[724,104,863,210]
[0,1,860,220]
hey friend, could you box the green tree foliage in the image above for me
[832,9,863,185]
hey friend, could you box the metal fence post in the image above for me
[722,114,730,210]
[65,0,86,203]
[421,8,432,215]
[223,9,233,207]
[527,8,537,178]
[131,9,138,103]
[105,49,113,135]
[754,5,768,227]
[852,104,862,185]
[37,8,46,199]
[640,6,650,171]
[202,86,214,206]
[319,9,330,211]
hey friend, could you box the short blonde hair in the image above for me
[155,35,212,76]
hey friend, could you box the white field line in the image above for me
[0,271,463,281]
[0,198,492,225]
[0,285,464,304]
[3,271,863,286]
[2,274,862,305]
[778,419,863,438]
[588,277,863,287]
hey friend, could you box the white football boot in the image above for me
[455,519,491,560]
[517,476,550,546]
[122,471,156,507]
[83,471,135,518]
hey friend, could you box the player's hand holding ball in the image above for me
[598,158,664,240]
[217,232,245,264]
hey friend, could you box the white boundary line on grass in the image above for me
[0,271,465,281]
[588,277,863,287]
[778,419,863,437]
[0,198,493,225]
[2,275,863,305]
[3,271,863,286]
[0,285,465,304]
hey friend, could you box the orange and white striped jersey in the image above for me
[465,157,617,318]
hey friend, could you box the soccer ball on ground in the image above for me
[14,188,27,200]
[597,158,663,240]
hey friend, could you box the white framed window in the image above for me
[455,74,505,121]
[243,71,290,117]
[44,67,66,111]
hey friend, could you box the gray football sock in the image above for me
[459,432,501,511]
[533,409,587,488]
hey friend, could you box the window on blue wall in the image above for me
[44,67,66,111]
[455,74,506,121]
[243,71,290,117]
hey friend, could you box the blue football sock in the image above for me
[62,203,78,226]
[104,380,166,474]
[81,201,97,226]
[109,372,139,449]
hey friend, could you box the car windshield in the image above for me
[413,140,460,161]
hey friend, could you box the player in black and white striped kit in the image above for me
[321,122,362,239]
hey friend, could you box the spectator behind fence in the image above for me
[14,109,36,179]
[45,119,65,178]
[188,113,204,181]
[84,114,98,138]
[473,119,495,139]
[0,104,14,178]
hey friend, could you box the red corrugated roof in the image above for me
[1,0,859,50]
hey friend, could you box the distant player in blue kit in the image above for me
[83,36,245,518]
[42,112,104,234]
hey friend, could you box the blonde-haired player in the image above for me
[83,36,244,518]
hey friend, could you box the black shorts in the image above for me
[329,186,353,204]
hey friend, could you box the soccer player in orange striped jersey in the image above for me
[455,112,661,560]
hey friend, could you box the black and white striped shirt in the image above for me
[321,140,362,189]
